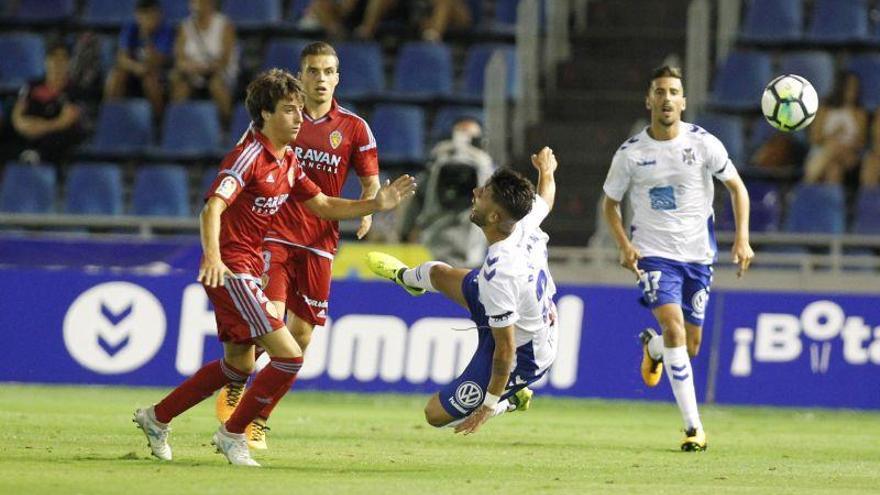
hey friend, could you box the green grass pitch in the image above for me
[1,384,877,494]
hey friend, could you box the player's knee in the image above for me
[423,406,448,428]
[687,338,701,357]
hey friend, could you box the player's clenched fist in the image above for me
[531,146,557,174]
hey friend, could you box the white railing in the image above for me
[686,0,711,118]
[485,51,509,167]
[716,0,741,66]
[511,0,542,160]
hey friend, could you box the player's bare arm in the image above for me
[723,176,754,278]
[303,174,416,219]
[198,197,233,288]
[602,195,643,279]
[455,324,516,435]
[531,146,558,209]
[356,174,381,239]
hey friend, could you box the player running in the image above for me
[215,41,382,449]
[602,65,754,451]
[133,69,415,467]
[367,147,559,434]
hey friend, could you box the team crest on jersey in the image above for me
[681,147,697,166]
[329,130,343,149]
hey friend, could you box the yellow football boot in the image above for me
[365,252,425,296]
[246,420,269,450]
[639,328,663,387]
[681,428,707,452]
[215,382,245,423]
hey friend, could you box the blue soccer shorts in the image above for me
[637,256,713,327]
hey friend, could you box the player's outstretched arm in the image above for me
[455,325,516,435]
[198,197,233,288]
[303,174,417,220]
[356,174,382,239]
[531,146,557,210]
[602,195,643,279]
[723,176,754,277]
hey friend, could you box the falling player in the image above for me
[133,68,415,466]
[368,147,559,434]
[215,41,382,449]
[602,65,754,451]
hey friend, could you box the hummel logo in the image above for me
[486,256,500,266]
[484,269,497,281]
[266,173,275,183]
[636,160,656,166]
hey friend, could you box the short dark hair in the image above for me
[300,41,339,69]
[136,0,160,10]
[245,69,304,129]
[652,65,683,81]
[486,168,535,222]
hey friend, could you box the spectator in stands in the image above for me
[303,0,411,39]
[104,0,174,117]
[858,109,880,188]
[421,0,474,41]
[803,71,868,185]
[400,116,495,267]
[11,41,88,164]
[169,0,238,125]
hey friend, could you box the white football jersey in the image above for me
[603,121,739,264]
[478,195,556,354]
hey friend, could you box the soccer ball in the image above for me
[761,74,819,132]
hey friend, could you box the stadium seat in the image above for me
[847,55,880,111]
[739,0,802,44]
[717,181,781,232]
[461,43,517,101]
[778,51,835,99]
[785,184,845,234]
[0,162,56,214]
[131,164,190,217]
[160,0,190,23]
[90,99,153,155]
[369,104,425,163]
[287,0,311,21]
[157,101,222,158]
[227,103,251,147]
[807,0,869,44]
[335,42,384,99]
[13,0,75,23]
[82,0,137,27]
[430,106,484,144]
[392,42,453,100]
[491,0,544,33]
[262,38,310,72]
[201,167,219,195]
[710,51,772,111]
[222,0,281,29]
[64,163,124,216]
[0,33,45,92]
[694,113,745,166]
[853,187,880,234]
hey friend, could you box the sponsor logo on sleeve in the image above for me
[215,176,237,199]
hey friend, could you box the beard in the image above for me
[470,209,486,227]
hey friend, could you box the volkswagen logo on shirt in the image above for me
[455,381,484,408]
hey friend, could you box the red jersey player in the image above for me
[133,69,415,467]
[216,42,382,449]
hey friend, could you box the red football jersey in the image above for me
[265,100,379,258]
[204,129,321,277]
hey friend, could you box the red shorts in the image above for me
[205,274,286,345]
[262,241,332,326]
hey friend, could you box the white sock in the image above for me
[663,346,703,431]
[401,261,449,292]
[648,333,664,361]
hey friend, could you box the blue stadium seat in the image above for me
[0,162,56,214]
[694,113,745,166]
[0,33,45,92]
[710,51,772,111]
[287,0,311,23]
[392,42,453,100]
[336,42,384,99]
[853,187,880,234]
[158,101,222,158]
[717,181,781,232]
[430,106,484,144]
[778,51,835,99]
[201,167,219,196]
[64,163,123,215]
[132,164,190,217]
[847,55,880,111]
[491,0,544,33]
[785,184,845,234]
[739,0,802,44]
[82,0,136,27]
[223,0,281,29]
[14,0,75,23]
[370,104,425,163]
[160,0,190,23]
[807,0,869,44]
[227,103,251,147]
[90,99,153,155]
[262,38,310,72]
[461,43,517,101]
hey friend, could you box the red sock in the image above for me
[225,357,302,434]
[154,360,248,424]
[257,369,296,419]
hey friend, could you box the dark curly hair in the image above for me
[245,68,304,129]
[486,168,534,222]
